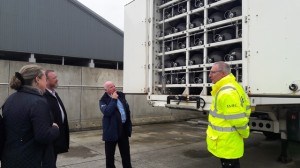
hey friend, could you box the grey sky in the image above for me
[77,0,131,31]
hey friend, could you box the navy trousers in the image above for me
[105,126,132,168]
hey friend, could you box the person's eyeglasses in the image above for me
[210,70,222,74]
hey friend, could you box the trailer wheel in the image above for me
[263,132,280,140]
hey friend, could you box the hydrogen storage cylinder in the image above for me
[189,53,203,65]
[214,28,235,42]
[208,51,224,63]
[191,0,204,9]
[225,48,242,61]
[190,18,203,29]
[174,22,186,33]
[208,11,224,24]
[173,56,186,67]
[164,59,173,68]
[153,0,243,96]
[225,6,242,19]
[189,72,203,84]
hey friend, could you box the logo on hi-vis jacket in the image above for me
[227,104,237,108]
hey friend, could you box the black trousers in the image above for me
[220,158,240,168]
[105,129,132,168]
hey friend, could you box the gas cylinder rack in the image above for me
[153,0,243,98]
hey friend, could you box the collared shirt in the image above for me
[117,99,127,123]
[46,88,65,123]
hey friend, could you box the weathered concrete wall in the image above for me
[0,61,9,106]
[0,60,202,131]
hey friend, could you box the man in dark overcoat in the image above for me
[99,81,132,168]
[44,70,70,167]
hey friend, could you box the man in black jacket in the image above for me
[45,70,70,167]
[99,81,132,168]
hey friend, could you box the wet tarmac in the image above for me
[57,121,300,168]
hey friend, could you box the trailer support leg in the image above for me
[277,139,292,163]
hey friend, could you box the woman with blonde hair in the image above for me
[1,64,59,168]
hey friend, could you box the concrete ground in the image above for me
[57,121,300,168]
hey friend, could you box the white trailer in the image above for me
[124,0,300,162]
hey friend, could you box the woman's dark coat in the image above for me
[1,87,59,168]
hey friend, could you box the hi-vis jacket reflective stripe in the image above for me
[206,73,250,159]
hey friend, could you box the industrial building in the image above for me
[0,0,125,130]
[0,0,123,69]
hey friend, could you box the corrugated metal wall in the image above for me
[0,0,123,62]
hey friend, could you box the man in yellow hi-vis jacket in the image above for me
[206,61,251,168]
